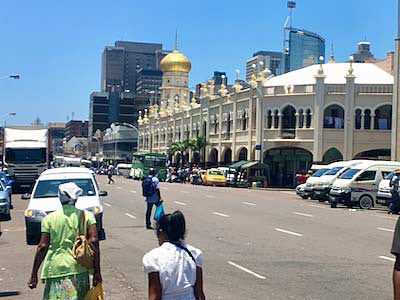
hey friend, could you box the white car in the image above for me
[23,167,107,245]
[296,183,307,199]
[376,172,395,206]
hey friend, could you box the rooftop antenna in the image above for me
[175,29,178,50]
[287,1,296,29]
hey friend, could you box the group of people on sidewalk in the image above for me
[27,168,206,300]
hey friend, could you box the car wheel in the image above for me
[301,195,308,199]
[359,195,373,210]
[318,199,325,203]
[330,202,337,208]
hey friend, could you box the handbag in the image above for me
[84,282,104,300]
[72,210,94,269]
[154,203,165,221]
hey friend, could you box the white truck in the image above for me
[2,128,50,190]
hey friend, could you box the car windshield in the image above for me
[323,167,344,176]
[209,170,223,176]
[339,169,361,180]
[33,178,96,198]
[5,148,47,164]
[312,168,329,177]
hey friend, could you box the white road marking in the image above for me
[130,190,137,194]
[213,212,230,218]
[380,255,396,262]
[308,204,330,209]
[275,228,303,237]
[125,213,137,219]
[377,227,394,233]
[117,187,122,189]
[293,212,313,218]
[104,203,112,207]
[181,191,190,194]
[242,201,256,206]
[206,195,216,198]
[174,201,187,206]
[227,261,266,280]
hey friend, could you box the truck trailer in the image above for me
[2,127,50,189]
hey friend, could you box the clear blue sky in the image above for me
[0,0,397,125]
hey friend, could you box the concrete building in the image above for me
[351,42,374,63]
[139,50,394,187]
[63,136,88,157]
[65,120,88,141]
[246,51,285,80]
[374,52,394,75]
[101,41,162,93]
[135,68,163,101]
[103,123,138,164]
[47,122,66,155]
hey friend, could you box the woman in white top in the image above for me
[143,210,206,300]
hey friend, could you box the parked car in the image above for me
[0,180,11,221]
[329,161,400,209]
[306,160,367,202]
[23,167,107,245]
[376,172,395,206]
[0,171,14,208]
[296,183,307,199]
[203,169,227,186]
[217,167,235,185]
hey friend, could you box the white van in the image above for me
[116,163,131,177]
[329,161,400,209]
[304,160,366,201]
[23,167,107,245]
[376,172,395,206]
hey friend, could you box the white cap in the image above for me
[58,182,83,200]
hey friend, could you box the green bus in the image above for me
[130,152,167,181]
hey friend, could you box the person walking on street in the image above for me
[390,170,400,214]
[391,216,400,299]
[28,182,102,300]
[143,210,206,300]
[108,165,115,184]
[142,168,163,229]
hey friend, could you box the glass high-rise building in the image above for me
[287,28,325,72]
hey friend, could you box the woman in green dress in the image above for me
[28,182,102,300]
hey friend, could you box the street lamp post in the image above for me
[0,74,20,80]
[0,112,16,126]
[392,0,400,160]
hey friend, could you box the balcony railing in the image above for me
[280,129,296,139]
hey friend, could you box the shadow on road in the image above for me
[0,292,20,297]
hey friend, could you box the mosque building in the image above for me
[138,49,394,187]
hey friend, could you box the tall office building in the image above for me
[89,91,148,137]
[286,28,325,71]
[135,68,163,103]
[351,41,375,63]
[101,41,163,93]
[65,120,89,141]
[246,51,285,81]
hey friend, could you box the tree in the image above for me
[189,136,209,166]
[168,140,192,167]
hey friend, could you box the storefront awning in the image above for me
[241,161,269,170]
[229,160,250,169]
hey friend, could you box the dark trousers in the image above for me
[145,202,156,227]
[390,190,400,213]
[108,175,114,184]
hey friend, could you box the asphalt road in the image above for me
[1,175,399,299]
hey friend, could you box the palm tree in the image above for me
[168,140,192,167]
[189,136,209,167]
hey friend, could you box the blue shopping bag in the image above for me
[154,203,165,221]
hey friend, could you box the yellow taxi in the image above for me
[203,169,227,186]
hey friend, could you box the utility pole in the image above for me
[391,0,400,160]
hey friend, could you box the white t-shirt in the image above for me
[143,242,203,300]
[392,175,399,192]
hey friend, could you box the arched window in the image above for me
[306,109,312,128]
[364,109,371,130]
[281,106,296,138]
[355,109,362,129]
[267,110,272,129]
[324,105,344,129]
[274,109,279,129]
[298,108,304,128]
[374,105,392,130]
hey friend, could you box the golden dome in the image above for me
[160,50,191,73]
